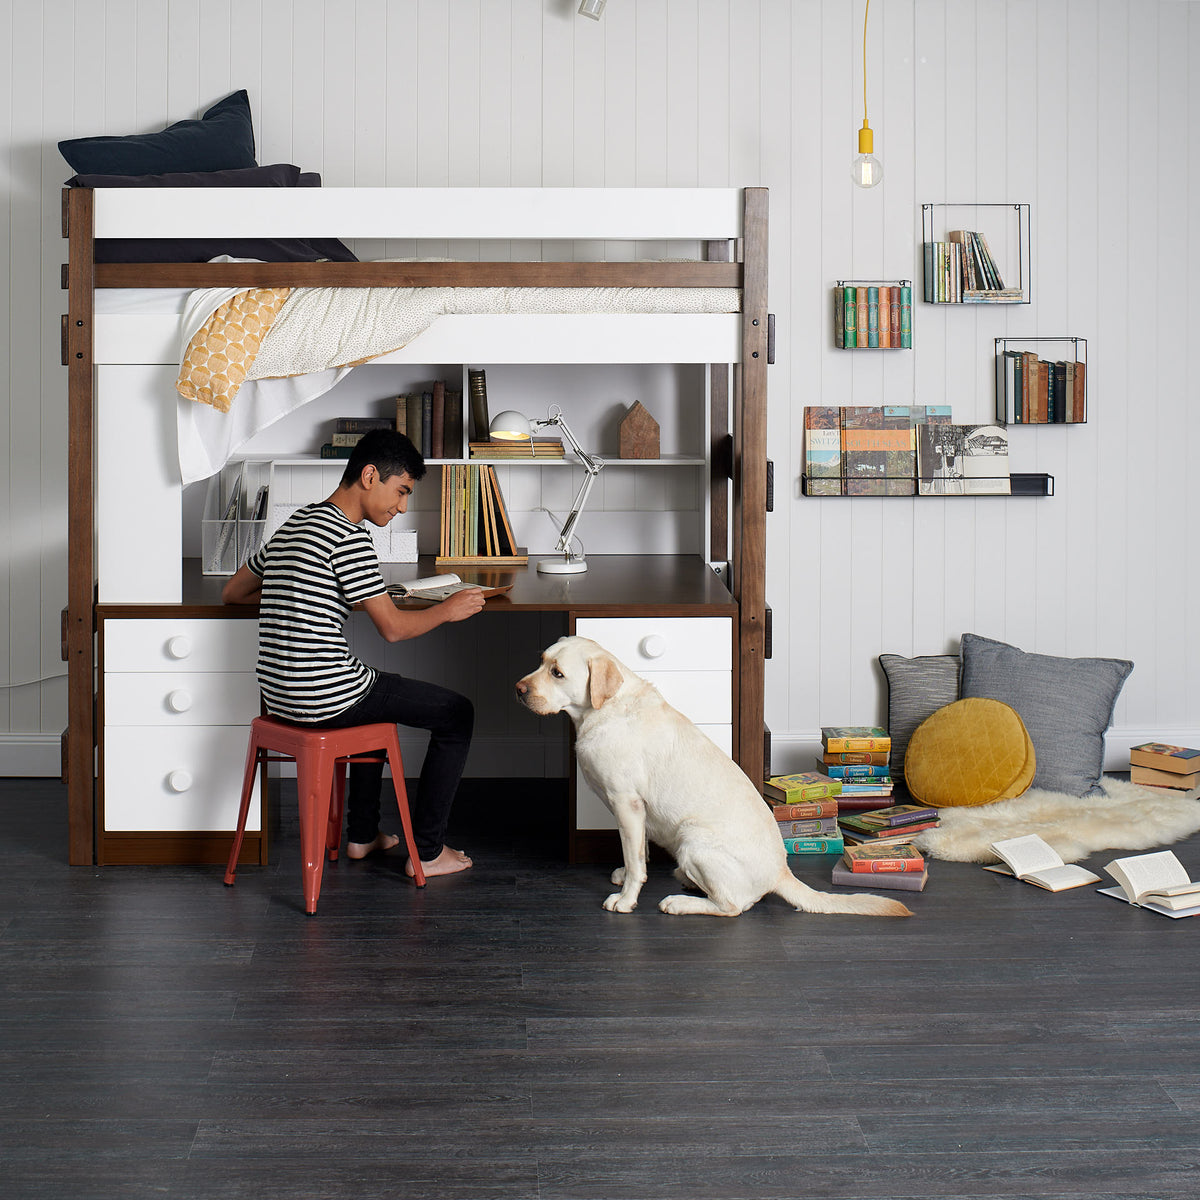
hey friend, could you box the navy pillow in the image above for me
[59,90,256,176]
[68,164,356,264]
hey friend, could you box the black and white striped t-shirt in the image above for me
[246,502,386,722]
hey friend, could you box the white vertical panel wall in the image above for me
[1,0,1197,775]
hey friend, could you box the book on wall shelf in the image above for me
[833,281,912,349]
[1097,851,1200,918]
[994,338,1087,426]
[921,203,1030,304]
[982,834,1102,892]
[916,423,1011,496]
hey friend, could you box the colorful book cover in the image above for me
[822,750,890,766]
[776,817,840,839]
[783,836,845,855]
[839,407,898,496]
[804,407,842,496]
[843,285,857,347]
[831,861,928,891]
[764,771,842,802]
[917,423,1011,496]
[1130,743,1200,773]
[866,286,880,347]
[765,798,840,820]
[823,763,892,780]
[842,843,925,872]
[821,726,890,752]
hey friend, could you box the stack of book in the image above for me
[924,229,1023,303]
[394,383,465,459]
[468,438,565,459]
[1130,743,1200,792]
[997,351,1085,424]
[763,772,843,855]
[819,726,894,811]
[437,464,527,565]
[837,803,940,847]
[318,415,396,458]
[832,841,928,892]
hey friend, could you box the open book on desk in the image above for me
[983,834,1102,891]
[1098,850,1200,918]
[386,573,513,603]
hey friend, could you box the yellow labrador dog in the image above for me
[516,636,911,919]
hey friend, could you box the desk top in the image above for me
[96,555,736,619]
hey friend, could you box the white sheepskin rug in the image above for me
[911,777,1200,864]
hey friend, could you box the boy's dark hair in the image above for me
[340,429,426,487]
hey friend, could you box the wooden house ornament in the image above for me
[618,401,660,459]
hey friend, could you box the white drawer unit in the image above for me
[101,617,262,839]
[572,616,733,832]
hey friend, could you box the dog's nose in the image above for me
[515,680,527,697]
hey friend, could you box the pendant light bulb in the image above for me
[852,119,883,189]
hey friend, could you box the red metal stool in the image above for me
[224,715,426,914]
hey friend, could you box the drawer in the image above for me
[104,672,261,727]
[574,617,731,673]
[103,618,258,673]
[576,724,732,831]
[103,725,262,833]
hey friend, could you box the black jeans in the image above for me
[312,671,474,860]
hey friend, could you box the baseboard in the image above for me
[0,733,62,778]
[767,728,1200,778]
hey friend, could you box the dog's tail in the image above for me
[772,869,913,918]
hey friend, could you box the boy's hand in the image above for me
[438,587,487,622]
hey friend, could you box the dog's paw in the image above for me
[610,867,626,885]
[603,892,638,913]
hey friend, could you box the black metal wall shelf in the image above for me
[833,280,913,349]
[995,336,1087,426]
[801,472,1054,498]
[922,203,1030,304]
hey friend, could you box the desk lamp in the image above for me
[489,405,604,575]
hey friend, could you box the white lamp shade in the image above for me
[489,410,534,440]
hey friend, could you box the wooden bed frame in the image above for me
[62,186,769,866]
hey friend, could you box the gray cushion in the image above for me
[959,633,1133,797]
[878,653,961,789]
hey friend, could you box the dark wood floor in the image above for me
[2,775,1200,1200]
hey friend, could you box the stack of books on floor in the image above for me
[832,841,929,892]
[837,803,940,847]
[819,726,894,812]
[763,772,843,855]
[1130,743,1200,792]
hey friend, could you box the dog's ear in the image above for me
[587,654,623,710]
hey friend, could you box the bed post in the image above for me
[734,187,768,792]
[64,187,96,864]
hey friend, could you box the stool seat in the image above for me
[224,714,426,913]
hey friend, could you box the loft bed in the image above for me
[63,186,769,866]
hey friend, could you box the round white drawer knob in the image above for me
[167,689,193,713]
[166,635,192,660]
[167,769,193,793]
[640,634,667,659]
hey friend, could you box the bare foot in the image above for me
[346,832,400,860]
[405,845,473,878]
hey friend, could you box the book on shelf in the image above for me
[395,394,408,440]
[1130,743,1200,775]
[831,861,928,891]
[443,389,464,458]
[777,817,841,839]
[821,726,890,753]
[1132,764,1200,792]
[330,431,365,448]
[783,836,845,856]
[333,416,395,436]
[982,834,1102,891]
[854,804,939,828]
[468,367,490,441]
[437,463,527,566]
[822,749,890,766]
[419,391,434,458]
[468,439,565,459]
[835,284,857,347]
[917,423,1010,496]
[407,391,425,455]
[840,407,890,496]
[763,771,842,803]
[764,798,840,821]
[1097,851,1200,918]
[823,762,892,780]
[430,380,446,458]
[804,406,842,496]
[318,443,354,458]
[386,572,514,602]
[842,842,925,873]
[998,352,1085,425]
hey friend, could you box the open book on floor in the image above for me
[386,573,513,602]
[983,834,1102,892]
[1097,851,1200,918]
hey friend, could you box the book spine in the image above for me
[776,817,840,838]
[767,799,839,819]
[823,735,890,752]
[318,444,353,458]
[421,392,434,458]
[395,394,408,440]
[843,285,857,347]
[899,286,912,346]
[765,782,839,802]
[1072,360,1085,423]
[856,289,868,344]
[923,243,935,303]
[333,417,394,434]
[823,750,889,765]
[782,837,845,855]
[443,389,463,457]
[822,763,890,779]
[866,286,880,347]
[431,380,446,458]
[329,432,364,448]
[468,368,490,441]
[877,286,891,348]
[843,858,925,873]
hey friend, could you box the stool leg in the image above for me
[296,745,336,915]
[386,731,426,888]
[327,760,347,861]
[224,729,264,887]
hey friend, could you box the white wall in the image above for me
[2,0,1197,776]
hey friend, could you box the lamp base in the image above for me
[536,555,588,575]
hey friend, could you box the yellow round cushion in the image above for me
[904,698,1036,808]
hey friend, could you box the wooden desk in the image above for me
[93,555,735,864]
